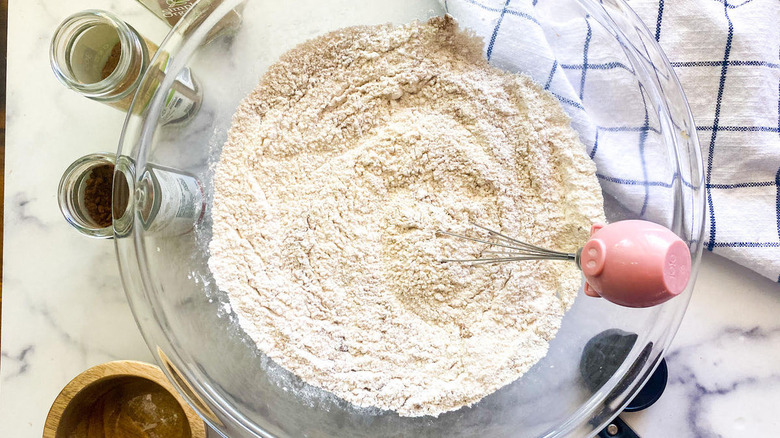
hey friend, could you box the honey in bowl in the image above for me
[64,379,189,438]
[44,361,205,438]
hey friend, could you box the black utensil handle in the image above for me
[597,416,640,438]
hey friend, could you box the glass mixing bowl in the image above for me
[114,0,704,436]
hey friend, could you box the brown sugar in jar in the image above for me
[101,43,122,81]
[83,164,114,229]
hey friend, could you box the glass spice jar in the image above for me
[136,0,198,26]
[136,0,244,41]
[50,10,201,125]
[134,163,206,235]
[58,153,125,239]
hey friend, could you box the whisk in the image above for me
[438,220,691,308]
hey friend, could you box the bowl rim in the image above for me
[113,0,705,436]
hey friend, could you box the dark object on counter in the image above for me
[623,358,668,412]
[597,416,640,438]
[580,328,638,392]
[581,329,670,438]
[83,163,114,228]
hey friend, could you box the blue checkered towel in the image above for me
[445,0,780,281]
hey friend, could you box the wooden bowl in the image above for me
[43,360,207,438]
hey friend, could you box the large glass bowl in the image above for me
[114,0,704,436]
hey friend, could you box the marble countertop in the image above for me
[2,1,780,437]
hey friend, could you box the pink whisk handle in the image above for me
[579,220,691,308]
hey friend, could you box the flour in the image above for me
[209,16,605,417]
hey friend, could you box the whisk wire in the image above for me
[436,229,532,253]
[440,256,568,264]
[470,222,572,257]
[438,223,577,264]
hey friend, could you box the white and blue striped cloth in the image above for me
[445,0,780,281]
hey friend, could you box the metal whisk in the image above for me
[436,220,692,308]
[437,223,579,265]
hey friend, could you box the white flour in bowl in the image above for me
[209,16,604,417]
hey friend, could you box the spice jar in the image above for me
[59,153,204,239]
[134,163,205,236]
[136,0,244,41]
[136,0,199,26]
[50,10,201,125]
[58,153,127,239]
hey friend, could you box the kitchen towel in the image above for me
[445,0,780,282]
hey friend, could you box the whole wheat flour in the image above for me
[209,16,605,417]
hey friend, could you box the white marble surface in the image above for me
[2,1,780,437]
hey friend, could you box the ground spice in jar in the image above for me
[84,164,114,228]
[101,43,122,80]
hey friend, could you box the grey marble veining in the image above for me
[1,1,163,435]
[2,1,780,437]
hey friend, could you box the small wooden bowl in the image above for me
[43,360,207,438]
